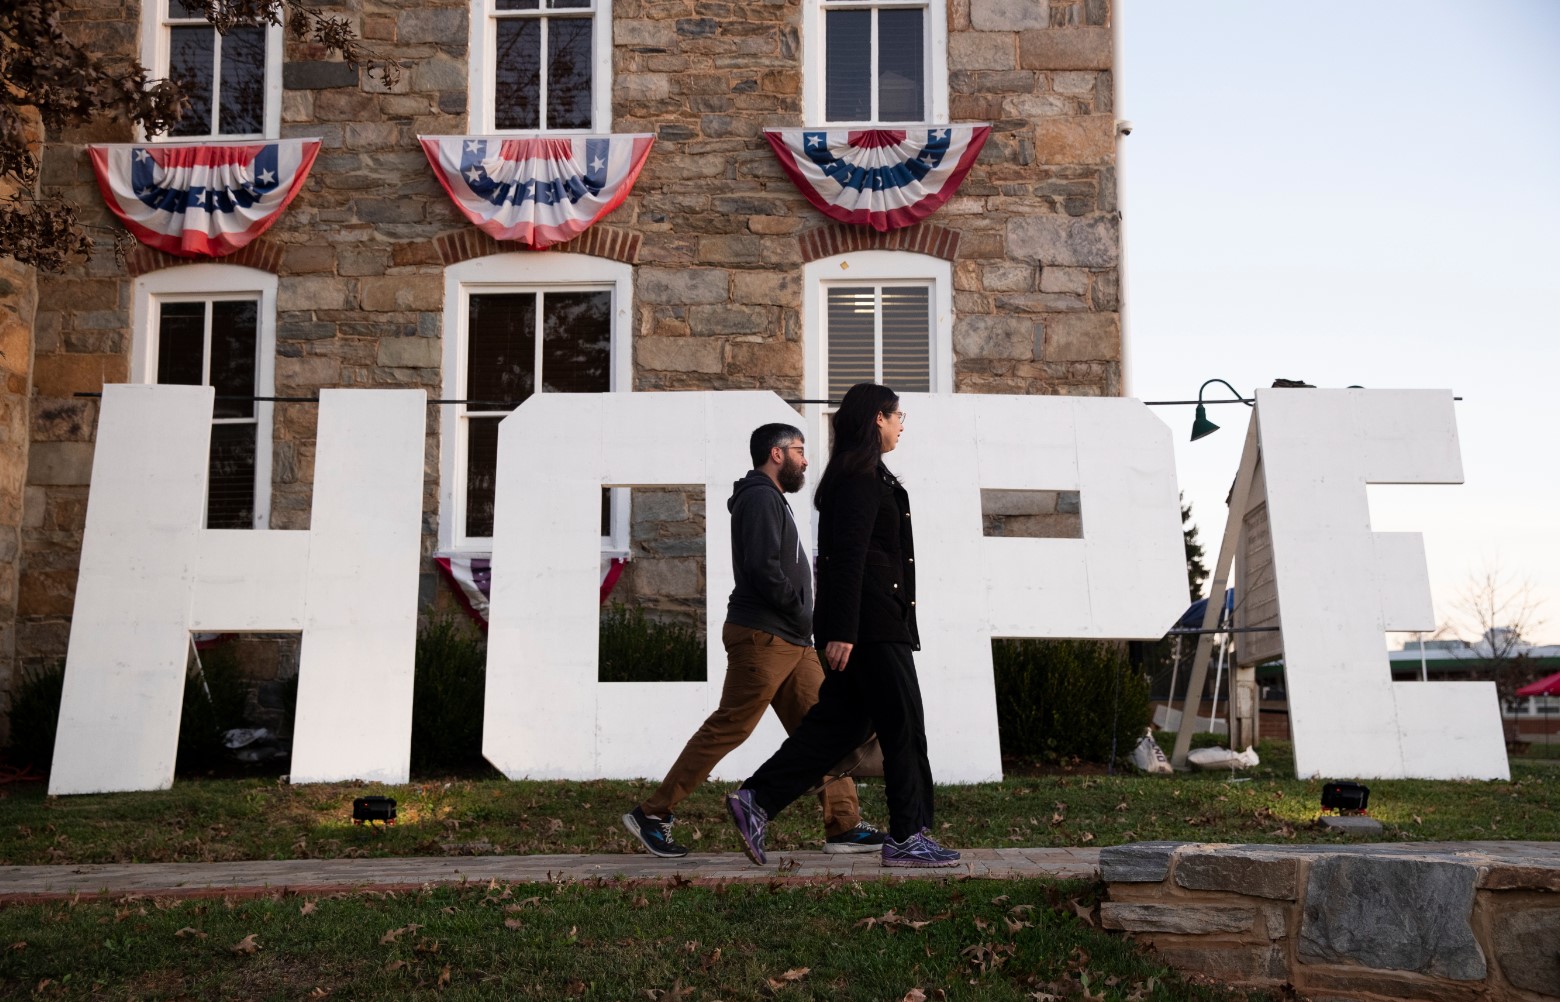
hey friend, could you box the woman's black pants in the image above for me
[741,641,934,842]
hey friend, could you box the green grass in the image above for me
[1,741,1553,866]
[0,877,1277,1001]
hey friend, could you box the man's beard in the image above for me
[777,456,806,493]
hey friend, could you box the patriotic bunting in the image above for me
[420,134,654,249]
[764,125,990,232]
[88,139,321,257]
[435,555,625,628]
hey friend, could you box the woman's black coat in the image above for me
[813,463,920,650]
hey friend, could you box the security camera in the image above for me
[1116,120,1134,136]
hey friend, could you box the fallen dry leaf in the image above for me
[765,967,810,989]
[504,918,523,930]
[173,927,206,940]
[230,933,260,955]
[308,989,330,999]
[380,923,423,945]
[300,900,317,916]
[438,964,451,987]
[902,990,928,1002]
[7,941,24,952]
[385,960,409,972]
[1070,898,1096,927]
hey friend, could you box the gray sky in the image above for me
[1122,1,1560,644]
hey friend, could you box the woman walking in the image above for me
[725,383,960,867]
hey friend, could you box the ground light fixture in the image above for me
[1320,781,1370,814]
[352,795,397,828]
[1190,378,1254,441]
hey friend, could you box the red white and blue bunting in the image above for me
[420,135,654,249]
[88,139,321,258]
[764,125,990,232]
[435,554,626,628]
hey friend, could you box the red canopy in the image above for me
[1515,671,1560,697]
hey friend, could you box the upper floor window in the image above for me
[469,0,613,134]
[440,254,632,553]
[131,265,278,529]
[805,0,948,125]
[140,0,282,139]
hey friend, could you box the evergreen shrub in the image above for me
[411,617,489,773]
[992,638,1151,765]
[598,604,706,683]
[6,662,65,772]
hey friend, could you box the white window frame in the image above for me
[468,0,614,135]
[803,0,948,126]
[138,0,283,140]
[440,252,633,555]
[131,264,278,530]
[803,250,953,447]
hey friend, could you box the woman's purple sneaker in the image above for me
[726,788,769,865]
[881,830,961,868]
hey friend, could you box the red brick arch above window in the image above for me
[799,223,960,265]
[125,237,285,279]
[435,226,642,268]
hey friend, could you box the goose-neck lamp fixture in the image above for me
[1190,379,1253,441]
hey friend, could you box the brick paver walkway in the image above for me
[0,847,1100,901]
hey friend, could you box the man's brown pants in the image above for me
[640,623,861,836]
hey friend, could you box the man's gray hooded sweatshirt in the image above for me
[725,470,814,647]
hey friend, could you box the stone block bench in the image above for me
[1100,840,1559,1000]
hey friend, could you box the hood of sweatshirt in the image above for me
[728,470,780,512]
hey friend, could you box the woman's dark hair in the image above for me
[815,382,899,509]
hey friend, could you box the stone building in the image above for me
[0,0,1123,732]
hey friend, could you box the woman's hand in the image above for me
[824,641,854,671]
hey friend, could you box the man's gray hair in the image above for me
[749,423,804,468]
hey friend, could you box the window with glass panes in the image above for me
[823,285,932,403]
[485,0,598,131]
[822,0,928,123]
[459,288,613,541]
[153,298,263,528]
[158,0,269,137]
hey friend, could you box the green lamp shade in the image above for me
[1190,404,1220,441]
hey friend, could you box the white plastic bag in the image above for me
[1129,728,1173,774]
[1186,745,1260,770]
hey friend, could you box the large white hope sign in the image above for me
[50,385,426,795]
[1256,388,1509,781]
[484,392,1187,785]
[51,386,1502,793]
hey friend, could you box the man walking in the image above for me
[622,423,883,858]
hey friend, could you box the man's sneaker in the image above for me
[621,806,689,858]
[881,829,961,868]
[725,788,768,865]
[823,821,886,854]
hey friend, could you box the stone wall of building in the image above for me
[11,0,1122,688]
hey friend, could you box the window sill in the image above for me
[438,546,632,560]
